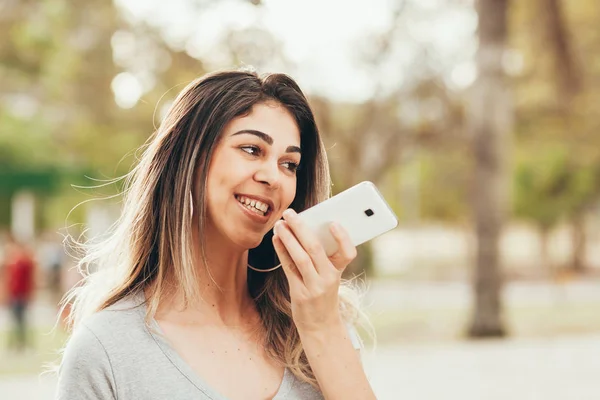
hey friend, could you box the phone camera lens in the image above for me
[364,209,374,217]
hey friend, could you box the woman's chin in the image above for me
[234,235,264,250]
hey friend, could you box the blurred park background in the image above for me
[2,0,600,399]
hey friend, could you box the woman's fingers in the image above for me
[272,213,354,334]
[274,220,320,286]
[327,222,358,271]
[279,208,357,274]
[272,234,303,289]
[281,209,330,274]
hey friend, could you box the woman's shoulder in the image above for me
[58,294,161,398]
[71,293,149,353]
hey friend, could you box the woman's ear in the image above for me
[247,228,280,271]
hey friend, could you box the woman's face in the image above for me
[204,101,302,249]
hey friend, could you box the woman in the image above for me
[57,70,375,399]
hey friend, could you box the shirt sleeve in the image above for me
[56,324,117,400]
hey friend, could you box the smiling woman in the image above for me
[56,69,375,400]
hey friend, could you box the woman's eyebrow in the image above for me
[231,129,301,154]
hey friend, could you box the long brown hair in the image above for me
[61,69,365,387]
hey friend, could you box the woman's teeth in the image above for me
[235,195,269,216]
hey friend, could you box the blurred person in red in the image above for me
[2,234,36,351]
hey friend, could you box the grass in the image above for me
[0,327,68,376]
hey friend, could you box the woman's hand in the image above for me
[271,209,357,333]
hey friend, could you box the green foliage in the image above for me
[514,144,600,230]
[0,0,208,229]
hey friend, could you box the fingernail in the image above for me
[330,222,340,233]
[283,209,297,219]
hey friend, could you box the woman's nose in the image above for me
[254,160,280,189]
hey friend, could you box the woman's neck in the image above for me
[155,225,258,328]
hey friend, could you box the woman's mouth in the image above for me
[235,195,271,217]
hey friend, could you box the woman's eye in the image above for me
[282,161,299,173]
[240,145,261,156]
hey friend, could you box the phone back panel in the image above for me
[298,181,398,256]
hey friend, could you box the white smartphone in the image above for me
[298,181,398,256]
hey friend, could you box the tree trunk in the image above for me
[538,0,581,106]
[467,0,510,338]
[570,211,587,272]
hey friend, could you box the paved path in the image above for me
[362,335,600,400]
[3,334,600,400]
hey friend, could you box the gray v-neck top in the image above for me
[56,294,361,399]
